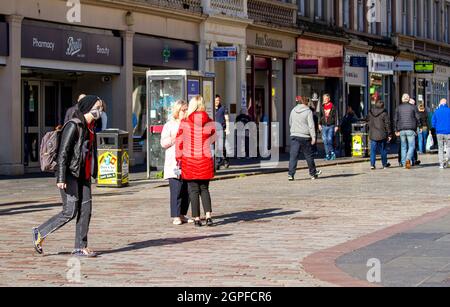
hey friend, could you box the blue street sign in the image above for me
[213,47,237,61]
[350,56,367,68]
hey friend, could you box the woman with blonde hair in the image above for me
[161,100,191,225]
[176,96,216,227]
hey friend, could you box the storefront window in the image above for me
[132,75,147,140]
[370,74,392,115]
[431,80,449,111]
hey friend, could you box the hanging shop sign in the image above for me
[134,35,198,70]
[21,23,122,66]
[415,61,435,74]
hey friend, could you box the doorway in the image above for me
[348,85,365,119]
[22,80,73,169]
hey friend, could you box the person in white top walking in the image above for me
[161,100,191,225]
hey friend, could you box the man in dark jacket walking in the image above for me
[367,101,391,169]
[394,94,421,169]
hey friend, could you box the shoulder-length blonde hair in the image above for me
[172,100,188,120]
[187,95,206,117]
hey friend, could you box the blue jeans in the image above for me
[400,130,416,166]
[417,128,428,153]
[322,126,335,157]
[370,140,388,167]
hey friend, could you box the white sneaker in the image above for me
[173,218,183,225]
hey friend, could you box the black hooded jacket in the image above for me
[367,107,391,141]
[56,112,98,183]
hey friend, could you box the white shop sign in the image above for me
[346,50,367,86]
[369,53,394,75]
[374,61,414,72]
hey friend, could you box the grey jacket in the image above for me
[289,104,316,140]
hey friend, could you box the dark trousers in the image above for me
[216,132,229,165]
[343,134,353,157]
[169,178,190,218]
[289,136,317,177]
[187,180,212,218]
[38,174,92,249]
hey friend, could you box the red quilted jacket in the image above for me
[176,111,216,180]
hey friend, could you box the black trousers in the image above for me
[38,174,92,249]
[289,137,317,177]
[169,178,190,218]
[187,180,212,218]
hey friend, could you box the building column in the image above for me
[236,44,247,115]
[0,15,24,175]
[225,56,237,120]
[198,40,208,72]
[112,30,135,165]
[285,52,296,149]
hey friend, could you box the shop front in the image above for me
[295,38,344,114]
[246,28,296,151]
[132,34,198,165]
[369,53,394,116]
[415,64,450,113]
[20,20,122,171]
[345,50,369,119]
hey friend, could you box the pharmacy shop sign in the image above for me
[22,23,122,65]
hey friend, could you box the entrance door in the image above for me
[348,85,364,119]
[23,80,61,169]
[23,81,41,168]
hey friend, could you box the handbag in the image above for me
[426,132,434,152]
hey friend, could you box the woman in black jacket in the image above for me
[33,95,103,257]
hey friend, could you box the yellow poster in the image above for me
[122,152,129,184]
[203,80,214,118]
[352,135,363,157]
[98,152,118,185]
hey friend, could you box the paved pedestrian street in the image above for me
[1,155,450,287]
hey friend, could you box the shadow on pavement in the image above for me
[213,208,301,226]
[294,173,363,181]
[0,201,43,207]
[0,203,61,217]
[96,234,232,256]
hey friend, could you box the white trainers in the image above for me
[173,218,183,226]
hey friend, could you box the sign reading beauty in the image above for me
[22,23,122,66]
[0,22,8,56]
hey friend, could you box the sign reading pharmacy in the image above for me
[21,23,122,66]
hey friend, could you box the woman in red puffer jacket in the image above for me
[176,95,216,227]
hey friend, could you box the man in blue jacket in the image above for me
[432,99,450,169]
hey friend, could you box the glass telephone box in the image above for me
[146,70,215,178]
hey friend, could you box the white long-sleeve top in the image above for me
[160,120,180,180]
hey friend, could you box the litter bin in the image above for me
[97,129,129,188]
[352,122,369,158]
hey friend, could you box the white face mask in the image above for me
[90,109,102,120]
